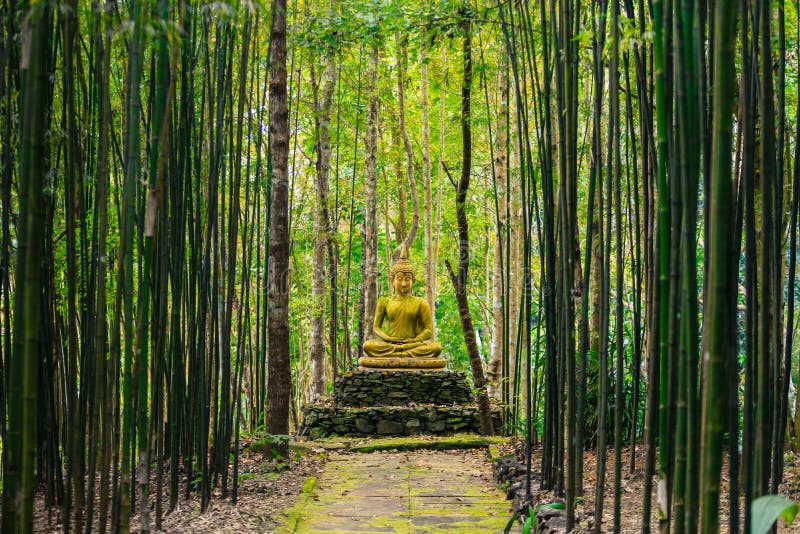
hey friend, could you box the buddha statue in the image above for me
[359,247,446,370]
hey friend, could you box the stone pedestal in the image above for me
[300,405,502,440]
[334,369,474,407]
[300,369,501,439]
[357,355,447,370]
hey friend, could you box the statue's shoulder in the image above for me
[413,295,429,309]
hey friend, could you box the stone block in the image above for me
[428,420,447,432]
[376,419,405,435]
[405,418,421,432]
[310,427,328,440]
[355,417,376,434]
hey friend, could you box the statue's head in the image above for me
[390,245,415,297]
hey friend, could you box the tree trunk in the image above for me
[310,57,337,402]
[117,0,146,527]
[267,0,291,458]
[421,33,435,327]
[93,4,113,529]
[446,8,493,437]
[362,43,380,338]
[393,36,419,261]
[3,4,51,530]
[698,0,738,528]
[488,57,508,400]
[391,119,406,244]
[431,43,447,336]
[755,0,778,499]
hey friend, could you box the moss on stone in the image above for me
[350,434,507,453]
[287,449,515,533]
[304,433,507,454]
[277,476,317,534]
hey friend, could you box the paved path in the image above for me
[291,449,517,533]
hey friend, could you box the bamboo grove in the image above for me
[1,0,800,532]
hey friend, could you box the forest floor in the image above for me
[31,446,325,533]
[27,438,800,532]
[502,441,800,532]
[29,436,512,533]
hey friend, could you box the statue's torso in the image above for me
[382,296,424,339]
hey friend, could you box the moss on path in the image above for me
[281,448,517,533]
[291,433,507,454]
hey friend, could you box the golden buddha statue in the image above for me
[359,247,446,370]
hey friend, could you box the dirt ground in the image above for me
[24,440,800,533]
[501,441,800,532]
[31,448,325,533]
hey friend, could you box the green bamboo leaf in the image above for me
[539,502,565,510]
[504,513,519,534]
[750,495,799,534]
[521,505,535,534]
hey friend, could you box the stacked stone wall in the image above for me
[301,368,500,439]
[300,404,502,440]
[333,369,473,407]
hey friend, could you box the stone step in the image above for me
[333,368,474,407]
[300,404,502,440]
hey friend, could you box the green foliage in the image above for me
[247,433,291,460]
[262,457,290,481]
[509,501,566,534]
[520,505,535,534]
[295,0,476,52]
[751,495,799,533]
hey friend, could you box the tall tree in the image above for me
[267,0,291,458]
[699,0,738,527]
[2,2,51,531]
[117,0,146,529]
[445,5,493,437]
[488,54,508,400]
[392,35,419,260]
[309,53,337,402]
[421,30,436,325]
[361,40,380,341]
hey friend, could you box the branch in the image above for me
[444,258,459,292]
[441,160,458,189]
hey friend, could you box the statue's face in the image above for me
[393,271,414,297]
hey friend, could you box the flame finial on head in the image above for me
[390,244,414,279]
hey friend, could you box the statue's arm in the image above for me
[373,297,398,342]
[411,298,434,342]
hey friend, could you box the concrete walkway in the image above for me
[290,449,517,533]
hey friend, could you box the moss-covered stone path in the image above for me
[286,449,517,533]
